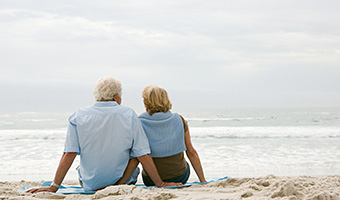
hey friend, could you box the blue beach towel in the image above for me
[20,181,96,195]
[136,176,228,189]
[23,176,228,195]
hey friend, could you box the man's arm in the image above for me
[115,158,139,185]
[137,154,183,187]
[26,152,77,193]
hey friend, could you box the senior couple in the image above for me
[27,77,207,193]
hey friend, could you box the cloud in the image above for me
[1,1,340,110]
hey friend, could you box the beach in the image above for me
[1,175,340,199]
[1,108,340,199]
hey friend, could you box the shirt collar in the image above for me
[94,101,119,107]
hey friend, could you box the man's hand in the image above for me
[25,152,77,194]
[25,186,58,193]
[159,182,183,187]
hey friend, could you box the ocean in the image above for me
[1,107,340,182]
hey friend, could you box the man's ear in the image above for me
[113,93,119,100]
[113,93,122,104]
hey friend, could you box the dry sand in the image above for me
[1,175,340,200]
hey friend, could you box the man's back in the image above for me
[65,101,150,191]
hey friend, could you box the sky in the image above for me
[1,0,340,112]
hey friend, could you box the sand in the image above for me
[1,175,340,200]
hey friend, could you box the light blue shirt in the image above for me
[139,111,186,158]
[64,101,150,191]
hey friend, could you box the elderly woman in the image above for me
[139,85,207,186]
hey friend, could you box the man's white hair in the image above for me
[93,77,122,101]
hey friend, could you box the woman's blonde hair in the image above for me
[142,85,172,115]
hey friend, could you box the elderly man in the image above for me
[27,77,182,193]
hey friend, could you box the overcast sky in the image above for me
[1,0,340,111]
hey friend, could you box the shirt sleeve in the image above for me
[64,114,81,153]
[130,113,151,158]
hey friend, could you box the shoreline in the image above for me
[1,175,339,200]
